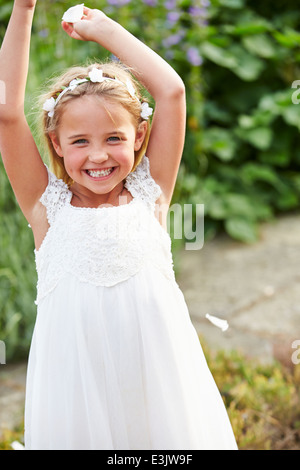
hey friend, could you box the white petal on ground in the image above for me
[205,313,229,332]
[11,441,25,450]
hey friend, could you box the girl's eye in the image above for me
[73,139,88,145]
[108,136,121,142]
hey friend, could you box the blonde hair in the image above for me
[38,61,152,186]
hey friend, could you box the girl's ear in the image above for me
[134,121,148,151]
[49,132,64,158]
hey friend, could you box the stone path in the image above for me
[177,212,300,366]
[1,212,300,438]
[0,362,27,439]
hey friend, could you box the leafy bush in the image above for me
[179,0,300,242]
[0,166,36,361]
[204,343,300,450]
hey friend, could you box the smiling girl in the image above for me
[0,1,237,450]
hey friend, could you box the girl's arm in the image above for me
[0,0,48,223]
[63,8,186,206]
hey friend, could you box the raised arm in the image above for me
[0,0,48,222]
[62,7,186,205]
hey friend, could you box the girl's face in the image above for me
[50,95,147,205]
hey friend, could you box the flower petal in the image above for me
[126,79,136,98]
[205,313,229,332]
[62,4,85,23]
[10,441,25,451]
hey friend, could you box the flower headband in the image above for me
[43,67,153,121]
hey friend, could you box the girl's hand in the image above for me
[62,7,107,43]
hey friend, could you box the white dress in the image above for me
[24,156,237,450]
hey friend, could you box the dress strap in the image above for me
[125,155,162,204]
[39,166,72,225]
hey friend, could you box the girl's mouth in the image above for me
[85,167,115,179]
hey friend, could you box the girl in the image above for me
[0,1,237,450]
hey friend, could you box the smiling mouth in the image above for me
[85,168,114,178]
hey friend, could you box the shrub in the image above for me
[203,342,300,450]
[181,0,300,242]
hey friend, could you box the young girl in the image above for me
[0,1,237,450]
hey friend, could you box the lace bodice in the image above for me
[35,156,175,304]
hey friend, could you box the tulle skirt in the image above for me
[24,267,237,450]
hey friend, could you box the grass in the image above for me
[203,343,300,450]
[1,343,299,450]
[0,425,24,451]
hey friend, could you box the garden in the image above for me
[0,0,300,450]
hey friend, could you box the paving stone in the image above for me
[177,213,300,364]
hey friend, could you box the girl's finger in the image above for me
[61,21,83,40]
[61,21,73,35]
[82,6,94,20]
[82,6,91,15]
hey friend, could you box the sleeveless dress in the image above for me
[24,156,237,450]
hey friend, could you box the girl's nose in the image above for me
[88,150,108,164]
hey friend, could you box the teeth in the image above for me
[87,168,113,178]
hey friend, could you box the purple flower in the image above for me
[38,29,49,38]
[187,47,203,66]
[107,0,131,5]
[162,30,185,48]
[166,11,181,25]
[164,0,177,9]
[189,6,208,18]
[142,0,157,6]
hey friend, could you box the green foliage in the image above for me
[0,164,36,361]
[204,343,300,450]
[0,424,24,450]
[179,0,300,242]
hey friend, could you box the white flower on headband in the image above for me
[141,102,153,120]
[43,97,56,118]
[126,79,136,98]
[62,4,85,23]
[69,79,80,90]
[89,68,105,83]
